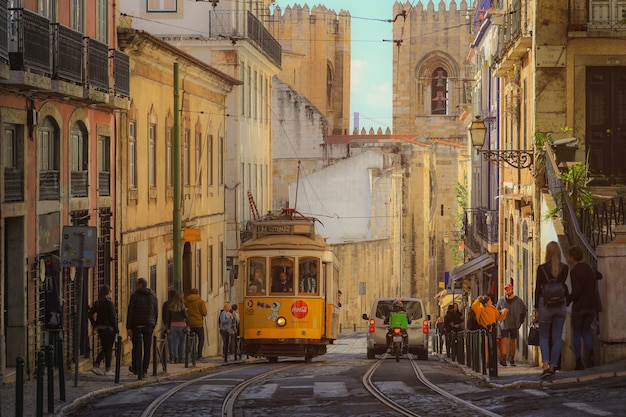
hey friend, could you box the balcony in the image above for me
[464,208,499,253]
[491,0,532,76]
[568,0,626,33]
[4,168,24,202]
[98,171,110,196]
[39,170,60,200]
[4,7,130,105]
[246,12,281,67]
[71,171,88,198]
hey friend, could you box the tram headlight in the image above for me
[276,316,287,327]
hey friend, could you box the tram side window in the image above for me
[298,258,319,294]
[270,257,294,294]
[247,258,266,295]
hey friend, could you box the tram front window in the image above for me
[299,258,319,294]
[270,257,294,294]
[247,258,266,295]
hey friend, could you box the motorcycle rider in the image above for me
[385,300,411,353]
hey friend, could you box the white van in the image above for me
[362,297,430,360]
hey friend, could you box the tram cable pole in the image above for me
[173,62,182,292]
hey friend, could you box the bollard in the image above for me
[152,335,158,376]
[46,345,54,413]
[487,323,498,377]
[185,332,190,368]
[162,333,168,373]
[15,356,25,417]
[339,323,342,334]
[115,336,122,384]
[36,350,45,417]
[57,337,66,401]
[138,334,144,380]
[456,331,465,366]
[353,323,356,332]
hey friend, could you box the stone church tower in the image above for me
[268,4,351,135]
[392,0,472,313]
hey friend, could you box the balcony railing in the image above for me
[579,195,626,251]
[0,0,8,63]
[545,146,597,268]
[71,171,88,198]
[4,168,24,202]
[568,0,626,31]
[112,50,130,97]
[247,11,281,67]
[9,8,51,74]
[39,170,60,200]
[98,171,110,196]
[465,208,499,246]
[86,38,109,92]
[52,23,83,83]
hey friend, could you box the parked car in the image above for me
[362,297,430,360]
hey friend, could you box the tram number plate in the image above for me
[393,335,403,343]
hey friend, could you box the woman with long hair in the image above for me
[534,241,569,379]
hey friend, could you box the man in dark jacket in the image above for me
[567,245,601,370]
[126,278,158,375]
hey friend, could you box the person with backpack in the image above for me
[534,241,569,379]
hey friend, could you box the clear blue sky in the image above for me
[273,1,394,133]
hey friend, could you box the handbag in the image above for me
[528,323,540,346]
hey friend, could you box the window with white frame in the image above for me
[96,0,108,43]
[147,0,177,12]
[129,120,137,189]
[70,0,84,32]
[149,123,156,188]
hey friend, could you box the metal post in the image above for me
[57,336,66,401]
[74,263,84,387]
[115,336,122,384]
[173,62,182,292]
[36,350,45,417]
[15,356,25,417]
[152,335,157,376]
[46,345,54,413]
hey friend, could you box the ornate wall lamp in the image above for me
[469,116,534,169]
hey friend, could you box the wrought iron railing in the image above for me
[579,194,626,250]
[99,171,110,196]
[247,11,281,66]
[71,171,89,197]
[4,168,24,202]
[545,146,597,268]
[568,0,626,31]
[8,8,51,74]
[52,23,83,83]
[39,170,60,200]
[85,38,109,92]
[112,50,130,97]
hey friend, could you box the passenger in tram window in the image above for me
[299,262,318,293]
[248,268,265,294]
[271,271,293,293]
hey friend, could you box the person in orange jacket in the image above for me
[472,295,508,328]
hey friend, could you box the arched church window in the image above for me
[431,68,448,115]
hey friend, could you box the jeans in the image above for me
[168,325,186,362]
[190,326,205,358]
[131,325,154,372]
[571,308,595,359]
[95,326,116,369]
[220,329,232,360]
[538,298,566,367]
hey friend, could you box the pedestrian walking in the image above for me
[126,278,158,375]
[567,245,601,370]
[166,291,187,363]
[230,303,241,358]
[534,241,569,379]
[496,283,527,366]
[185,288,207,359]
[88,285,119,376]
[435,316,445,354]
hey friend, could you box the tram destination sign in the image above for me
[254,222,314,236]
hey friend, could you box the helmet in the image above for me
[392,300,404,312]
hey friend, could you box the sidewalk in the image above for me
[441,353,626,389]
[1,356,244,417]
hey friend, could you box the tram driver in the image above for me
[271,271,293,293]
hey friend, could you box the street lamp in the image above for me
[468,116,534,169]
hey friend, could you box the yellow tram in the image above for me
[239,209,341,363]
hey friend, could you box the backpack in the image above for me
[542,265,565,307]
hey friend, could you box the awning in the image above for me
[448,253,495,285]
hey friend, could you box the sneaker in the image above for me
[92,367,104,376]
[499,358,507,367]
[104,369,115,376]
[540,368,555,379]
[509,359,516,367]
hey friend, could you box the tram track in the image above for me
[363,353,502,417]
